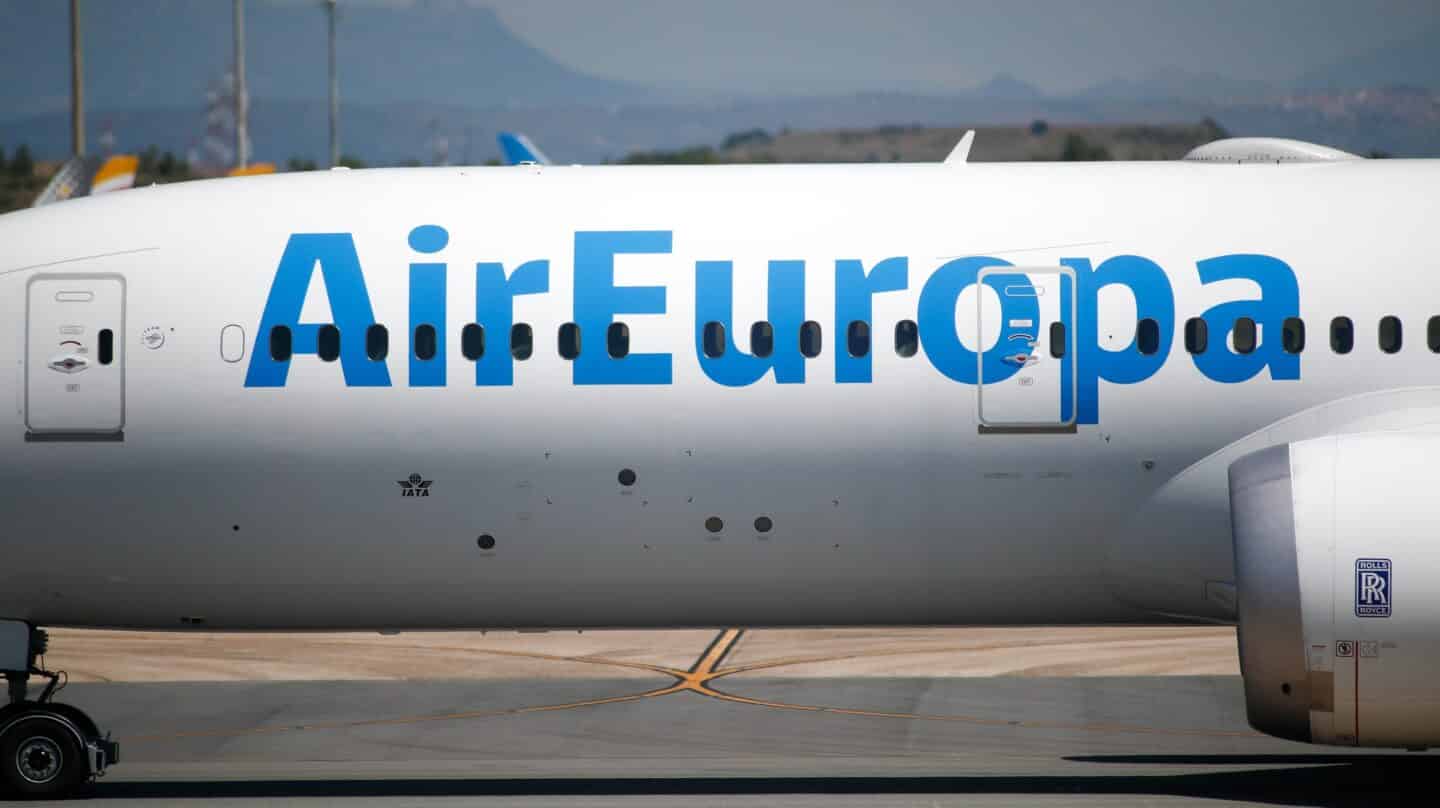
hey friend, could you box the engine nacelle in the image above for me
[1230,433,1440,748]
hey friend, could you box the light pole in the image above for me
[327,0,339,168]
[70,0,84,157]
[233,0,249,170]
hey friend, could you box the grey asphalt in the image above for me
[7,676,1430,806]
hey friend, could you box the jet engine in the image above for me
[1230,433,1440,748]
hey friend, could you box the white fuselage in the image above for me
[0,159,1435,630]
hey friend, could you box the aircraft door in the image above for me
[976,267,1075,432]
[25,274,126,438]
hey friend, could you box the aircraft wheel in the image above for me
[0,710,87,799]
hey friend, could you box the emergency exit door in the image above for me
[976,267,1075,431]
[26,274,126,438]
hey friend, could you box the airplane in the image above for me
[34,156,271,210]
[86,156,139,195]
[0,134,1437,797]
[31,154,139,207]
[497,131,551,165]
[228,163,277,177]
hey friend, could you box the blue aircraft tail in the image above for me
[498,132,552,166]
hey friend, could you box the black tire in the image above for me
[0,713,86,799]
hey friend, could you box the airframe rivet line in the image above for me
[0,246,161,278]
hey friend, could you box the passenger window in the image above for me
[847,321,870,358]
[461,323,484,360]
[1048,322,1065,358]
[414,324,437,361]
[98,328,114,365]
[365,324,388,360]
[1429,317,1440,353]
[317,324,341,362]
[608,322,630,359]
[270,325,292,361]
[1380,316,1402,354]
[558,322,581,360]
[1184,317,1208,354]
[1136,318,1160,356]
[1233,317,1256,354]
[751,322,774,358]
[800,321,822,358]
[703,321,726,358]
[1282,317,1305,354]
[894,319,918,357]
[1330,317,1353,354]
[511,323,533,360]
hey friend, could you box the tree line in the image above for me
[0,145,41,213]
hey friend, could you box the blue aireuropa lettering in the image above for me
[918,256,1036,386]
[243,228,1302,424]
[1061,255,1175,426]
[1191,254,1300,383]
[474,258,548,387]
[836,257,907,384]
[409,225,448,388]
[696,259,806,386]
[245,232,390,388]
[574,231,672,385]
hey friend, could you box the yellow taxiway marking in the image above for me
[127,627,1261,744]
[126,632,748,744]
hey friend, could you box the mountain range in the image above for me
[0,1,654,119]
[1,1,1437,163]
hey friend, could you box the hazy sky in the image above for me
[476,0,1439,94]
[8,0,1440,101]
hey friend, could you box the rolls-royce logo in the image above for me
[1355,558,1391,617]
[398,473,433,497]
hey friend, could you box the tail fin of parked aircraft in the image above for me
[31,156,90,206]
[90,155,139,194]
[32,153,139,206]
[498,132,551,165]
[228,163,277,177]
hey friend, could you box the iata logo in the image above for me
[398,473,433,497]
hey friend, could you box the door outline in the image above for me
[24,272,127,441]
[976,266,1076,434]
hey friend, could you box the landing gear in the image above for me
[0,621,117,799]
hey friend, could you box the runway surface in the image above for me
[10,628,1428,806]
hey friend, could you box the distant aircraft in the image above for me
[30,154,139,206]
[497,131,551,165]
[228,163,276,177]
[2,136,1440,796]
[88,156,139,195]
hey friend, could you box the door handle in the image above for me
[48,352,90,374]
